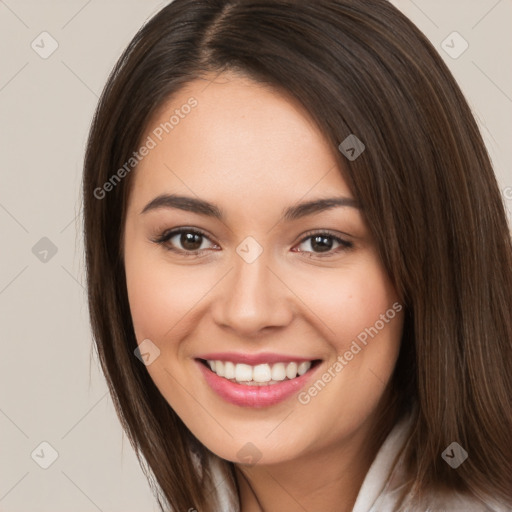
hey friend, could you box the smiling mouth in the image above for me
[197,359,322,386]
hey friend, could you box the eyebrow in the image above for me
[140,194,360,220]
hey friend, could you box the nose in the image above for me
[211,251,294,337]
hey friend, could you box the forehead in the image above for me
[129,72,352,210]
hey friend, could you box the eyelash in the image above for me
[152,227,354,259]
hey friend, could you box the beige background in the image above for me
[0,1,510,510]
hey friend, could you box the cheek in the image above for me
[125,258,164,343]
[290,263,403,444]
[124,247,221,349]
[304,259,400,349]
[124,240,186,343]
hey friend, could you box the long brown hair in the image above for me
[82,0,512,510]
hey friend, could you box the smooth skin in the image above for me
[123,71,404,511]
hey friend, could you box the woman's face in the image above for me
[123,72,403,465]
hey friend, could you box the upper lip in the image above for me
[196,352,319,365]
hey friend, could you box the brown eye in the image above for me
[154,228,218,254]
[309,235,334,252]
[293,231,353,257]
[180,232,203,251]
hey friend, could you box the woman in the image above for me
[82,0,512,510]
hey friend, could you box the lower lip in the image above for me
[195,360,320,408]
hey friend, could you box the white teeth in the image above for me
[235,363,253,382]
[215,361,225,377]
[271,363,287,381]
[253,364,272,382]
[224,361,236,379]
[297,362,311,376]
[205,359,314,384]
[286,362,298,380]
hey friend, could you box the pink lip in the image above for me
[196,352,314,365]
[195,359,321,408]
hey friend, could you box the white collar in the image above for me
[352,410,415,512]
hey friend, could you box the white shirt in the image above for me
[207,411,512,511]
